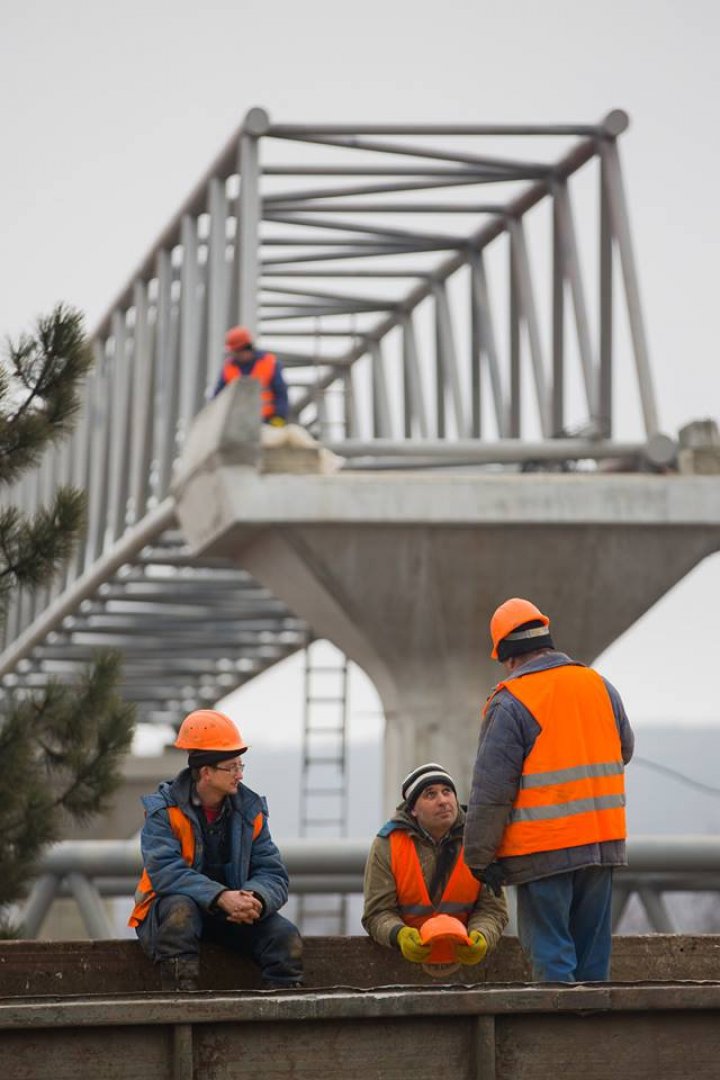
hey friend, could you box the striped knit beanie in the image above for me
[401,762,457,809]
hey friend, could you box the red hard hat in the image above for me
[489,597,550,660]
[419,914,471,964]
[225,325,253,351]
[174,710,248,752]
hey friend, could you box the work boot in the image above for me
[261,979,303,990]
[159,957,200,992]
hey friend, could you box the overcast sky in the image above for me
[2,0,720,743]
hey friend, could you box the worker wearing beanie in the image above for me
[129,709,302,991]
[464,598,634,983]
[362,763,508,968]
[212,324,289,425]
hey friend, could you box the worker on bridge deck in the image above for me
[212,324,289,425]
[129,709,302,991]
[464,597,634,983]
[362,763,508,971]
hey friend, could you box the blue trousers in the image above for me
[137,894,303,987]
[516,867,614,982]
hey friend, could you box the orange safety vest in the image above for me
[222,353,278,418]
[129,806,264,928]
[486,665,626,859]
[389,830,481,962]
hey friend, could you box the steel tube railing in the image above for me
[29,835,720,886]
[27,835,720,880]
[326,437,674,465]
[18,835,720,940]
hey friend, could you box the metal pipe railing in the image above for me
[18,835,720,939]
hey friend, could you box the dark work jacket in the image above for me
[130,769,289,934]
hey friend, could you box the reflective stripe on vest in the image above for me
[389,830,480,963]
[128,807,265,928]
[222,353,278,417]
[490,665,626,858]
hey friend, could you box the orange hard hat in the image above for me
[419,914,471,964]
[225,325,253,351]
[174,710,248,752]
[490,597,550,660]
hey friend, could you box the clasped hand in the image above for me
[216,889,262,924]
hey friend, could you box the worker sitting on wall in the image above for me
[362,763,508,969]
[129,709,303,991]
[212,324,289,425]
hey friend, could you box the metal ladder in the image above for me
[296,641,349,934]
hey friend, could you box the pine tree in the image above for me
[0,305,136,931]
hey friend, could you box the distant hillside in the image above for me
[624,726,720,835]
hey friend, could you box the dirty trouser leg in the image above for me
[137,894,203,960]
[136,895,203,989]
[570,866,614,981]
[205,911,303,987]
[516,873,576,982]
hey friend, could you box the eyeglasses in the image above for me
[213,761,245,775]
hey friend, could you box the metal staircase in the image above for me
[0,519,306,730]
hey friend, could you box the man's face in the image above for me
[410,784,458,838]
[231,345,253,361]
[203,756,245,794]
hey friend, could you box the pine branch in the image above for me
[0,305,138,926]
[41,654,136,821]
[0,304,92,485]
[0,487,85,587]
[0,654,136,906]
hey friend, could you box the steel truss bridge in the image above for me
[0,106,668,728]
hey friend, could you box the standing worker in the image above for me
[129,709,303,991]
[363,763,508,969]
[212,325,289,425]
[464,598,634,983]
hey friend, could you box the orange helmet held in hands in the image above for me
[225,325,253,352]
[489,597,550,660]
[174,710,248,752]
[419,914,471,967]
[420,914,470,948]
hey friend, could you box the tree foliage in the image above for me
[0,305,135,929]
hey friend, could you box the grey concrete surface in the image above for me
[3,936,719,995]
[174,386,720,808]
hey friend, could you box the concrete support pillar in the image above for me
[237,521,719,808]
